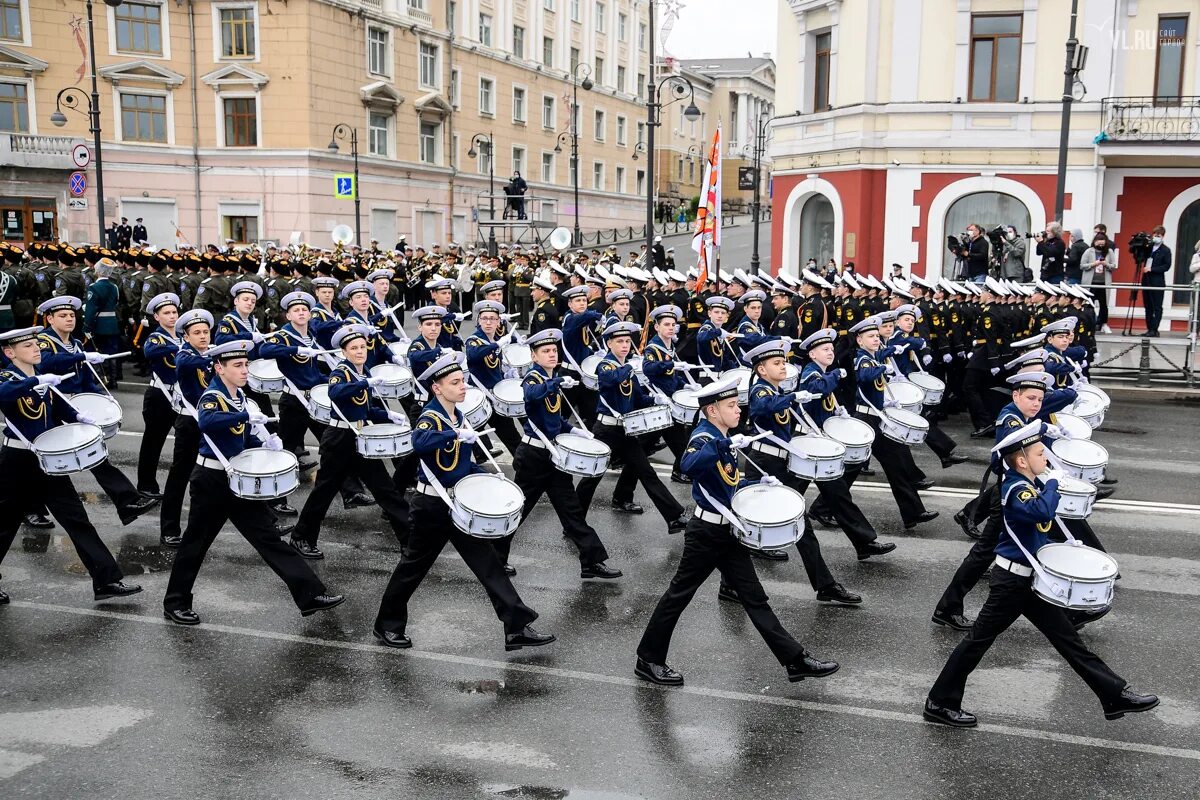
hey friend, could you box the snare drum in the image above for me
[552,433,611,477]
[887,381,925,412]
[1051,439,1109,484]
[1032,542,1118,610]
[226,448,299,499]
[368,364,414,399]
[580,354,604,390]
[491,378,526,418]
[780,363,800,392]
[670,388,701,425]
[461,387,493,428]
[879,407,929,445]
[1070,394,1106,429]
[247,359,286,393]
[32,423,107,475]
[451,473,525,538]
[908,372,945,406]
[388,339,410,366]
[1052,413,1093,441]
[69,393,122,439]
[502,343,534,376]
[308,384,332,423]
[822,416,874,464]
[355,422,413,459]
[1076,383,1111,410]
[1054,475,1098,519]
[730,484,806,551]
[786,436,846,481]
[720,368,753,405]
[622,404,673,435]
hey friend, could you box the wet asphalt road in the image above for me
[2,384,1199,799]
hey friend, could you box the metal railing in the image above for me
[7,133,76,154]
[1099,96,1200,142]
[1089,281,1198,387]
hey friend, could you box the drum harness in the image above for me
[998,478,1087,591]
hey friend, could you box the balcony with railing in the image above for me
[1098,97,1200,143]
[0,134,77,170]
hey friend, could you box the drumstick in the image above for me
[729,430,772,449]
[99,351,132,360]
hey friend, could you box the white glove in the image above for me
[837,368,848,379]
[759,475,782,487]
[922,354,933,366]
[503,367,518,380]
[251,331,267,343]
[779,336,794,346]
[574,428,596,440]
[560,376,579,389]
[728,433,752,449]
[366,375,387,387]
[263,434,284,452]
[497,332,513,347]
[892,343,909,355]
[834,405,850,418]
[75,413,96,425]
[1076,375,1090,385]
[456,428,480,444]
[297,346,323,358]
[883,398,900,409]
[386,409,407,424]
[884,362,896,376]
[1045,424,1070,440]
[717,328,733,340]
[36,374,63,387]
[1079,360,1088,369]
[943,353,953,363]
[84,352,107,365]
[957,351,967,359]
[1042,468,1067,484]
[248,411,270,425]
[391,355,407,366]
[793,390,817,403]
[990,367,1001,376]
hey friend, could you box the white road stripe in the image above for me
[10,601,1200,764]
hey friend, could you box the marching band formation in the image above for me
[0,237,1160,728]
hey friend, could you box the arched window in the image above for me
[1174,198,1200,303]
[798,194,834,267]
[942,191,1031,277]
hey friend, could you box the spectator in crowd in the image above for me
[1035,222,1066,284]
[1081,231,1117,333]
[960,223,990,284]
[1065,228,1088,285]
[999,226,1027,280]
[1189,238,1200,284]
[1139,224,1171,337]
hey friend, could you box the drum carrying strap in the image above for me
[417,458,460,510]
[1000,482,1083,589]
[694,483,748,535]
[281,373,319,418]
[526,420,564,462]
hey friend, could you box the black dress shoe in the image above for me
[505,624,556,651]
[289,538,324,560]
[1100,475,1118,486]
[923,698,978,727]
[904,510,940,530]
[667,516,688,535]
[816,583,862,605]
[931,610,974,631]
[856,541,897,560]
[858,466,876,477]
[1070,605,1112,630]
[503,563,517,576]
[953,510,982,540]
[94,581,143,601]
[970,425,996,439]
[940,452,968,468]
[24,512,54,529]
[580,561,622,579]
[1096,486,1115,501]
[163,608,201,626]
[138,490,164,500]
[342,492,376,510]
[270,501,298,517]
[717,583,740,603]
[612,500,644,514]
[300,594,345,617]
[118,496,159,525]
[750,548,789,562]
[811,511,839,528]
[0,588,10,605]
[159,534,183,549]
[914,478,935,491]
[670,469,692,484]
[786,654,840,681]
[635,657,684,686]
[373,626,412,649]
[1103,687,1159,720]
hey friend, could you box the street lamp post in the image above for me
[568,64,593,246]
[50,0,123,242]
[1053,0,1084,224]
[467,132,497,257]
[326,123,361,245]
[740,111,800,275]
[644,65,701,264]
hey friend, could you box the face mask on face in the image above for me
[1152,236,1163,245]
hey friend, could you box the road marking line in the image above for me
[10,601,1199,763]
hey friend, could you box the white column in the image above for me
[736,92,748,148]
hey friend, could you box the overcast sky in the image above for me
[660,0,777,60]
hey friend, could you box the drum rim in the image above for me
[884,408,930,427]
[790,437,847,457]
[1036,542,1118,577]
[1052,438,1108,464]
[556,434,612,456]
[732,483,805,524]
[455,473,523,512]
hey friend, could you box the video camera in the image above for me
[1127,231,1153,264]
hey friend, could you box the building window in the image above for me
[541,151,555,182]
[543,0,553,9]
[542,36,554,68]
[638,22,647,50]
[476,140,492,176]
[568,157,577,188]
[541,95,555,129]
[593,109,605,141]
[594,56,604,85]
[115,2,163,56]
[618,12,627,42]
[615,165,625,193]
[512,86,527,123]
[449,67,460,107]
[0,0,23,42]
[616,66,626,93]
[512,145,526,176]
[636,72,645,100]
[813,32,831,112]
[224,215,258,244]
[408,0,426,9]
[969,14,1022,102]
[0,80,29,132]
[943,191,1030,277]
[616,115,626,145]
[570,47,580,71]
[512,24,525,59]
[688,160,695,182]
[478,13,492,46]
[367,26,390,77]
[120,92,167,142]
[219,6,256,59]
[222,97,257,146]
[419,120,439,165]
[1155,16,1189,103]
[479,76,495,116]
[636,121,645,144]
[419,42,439,88]
[636,169,645,195]
[592,162,604,191]
[570,0,580,23]
[595,3,606,33]
[368,111,390,157]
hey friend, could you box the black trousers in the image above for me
[161,416,201,540]
[278,393,366,501]
[137,387,177,494]
[0,446,123,589]
[374,494,538,636]
[91,458,142,521]
[637,517,806,666]
[1142,280,1164,333]
[645,421,688,473]
[502,443,608,566]
[94,334,123,382]
[740,449,836,591]
[294,427,411,545]
[848,415,927,524]
[164,466,326,612]
[924,418,957,461]
[961,367,993,431]
[1094,282,1109,326]
[795,462,879,553]
[928,567,1127,710]
[490,414,524,456]
[577,422,684,523]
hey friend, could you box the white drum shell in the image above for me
[720,368,752,405]
[491,378,526,418]
[32,423,107,475]
[450,474,525,538]
[879,408,929,445]
[888,381,925,412]
[1070,395,1106,429]
[1055,476,1097,519]
[1077,383,1111,410]
[226,449,299,499]
[779,363,800,393]
[69,393,122,439]
[730,484,806,550]
[622,405,673,435]
[368,364,413,399]
[786,437,846,481]
[908,372,945,405]
[580,355,604,390]
[822,417,874,464]
[461,387,493,428]
[1053,413,1093,441]
[670,389,701,425]
[552,433,611,477]
[247,359,286,393]
[308,384,332,423]
[1051,439,1109,484]
[1032,542,1118,610]
[502,343,534,376]
[355,422,413,459]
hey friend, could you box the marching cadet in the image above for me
[289,325,415,558]
[634,376,840,687]
[372,352,554,652]
[768,283,801,359]
[502,328,620,580]
[576,321,688,532]
[427,277,466,349]
[887,304,967,469]
[529,274,560,334]
[0,326,143,604]
[214,281,279,442]
[849,315,937,529]
[560,285,601,425]
[310,277,343,351]
[733,289,773,364]
[797,270,832,341]
[925,421,1158,728]
[696,296,740,376]
[603,288,634,328]
[465,300,524,456]
[640,304,692,483]
[342,280,396,367]
[406,306,452,399]
[162,340,345,625]
[364,267,403,342]
[138,292,182,499]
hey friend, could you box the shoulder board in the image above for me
[599,361,617,372]
[200,277,211,284]
[415,412,445,431]
[753,384,774,398]
[524,371,545,384]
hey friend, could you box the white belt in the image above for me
[98,311,117,317]
[3,437,30,450]
[328,419,364,430]
[520,435,547,449]
[413,481,441,496]
[0,304,11,311]
[597,414,621,426]
[750,441,788,459]
[994,556,1034,577]
[692,507,726,525]
[196,456,223,469]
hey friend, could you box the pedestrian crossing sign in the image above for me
[334,174,356,200]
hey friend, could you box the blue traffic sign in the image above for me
[69,171,87,197]
[334,174,356,200]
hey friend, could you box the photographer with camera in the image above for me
[1034,222,1066,284]
[958,224,990,284]
[1138,225,1171,337]
[998,226,1027,280]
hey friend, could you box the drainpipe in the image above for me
[188,0,202,243]
[446,0,457,244]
